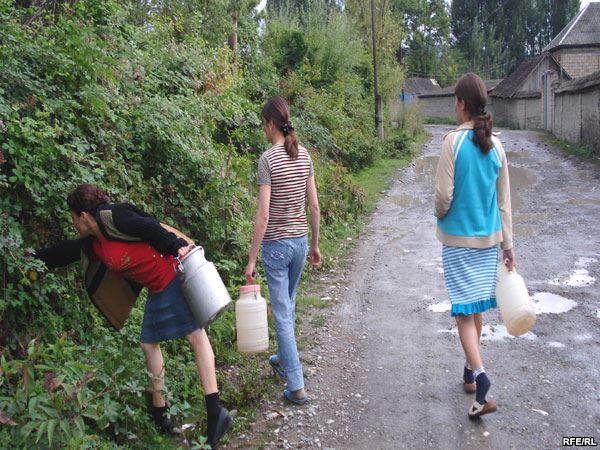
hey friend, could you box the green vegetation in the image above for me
[544,135,599,164]
[0,1,418,448]
[425,117,457,126]
[297,295,330,310]
[351,132,422,215]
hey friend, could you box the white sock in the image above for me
[473,366,485,378]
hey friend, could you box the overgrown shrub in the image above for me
[0,0,418,446]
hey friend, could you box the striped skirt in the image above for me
[442,245,498,316]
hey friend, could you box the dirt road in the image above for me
[230,125,600,449]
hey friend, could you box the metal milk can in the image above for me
[174,246,232,329]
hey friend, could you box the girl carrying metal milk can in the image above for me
[35,184,232,447]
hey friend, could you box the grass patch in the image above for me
[544,134,599,164]
[425,116,456,125]
[310,315,326,328]
[297,295,330,309]
[351,136,423,214]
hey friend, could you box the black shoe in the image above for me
[147,393,182,436]
[207,407,233,449]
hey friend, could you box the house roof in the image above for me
[490,56,544,98]
[418,79,502,98]
[555,70,600,94]
[403,77,440,94]
[543,2,600,52]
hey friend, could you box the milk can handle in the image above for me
[173,244,199,274]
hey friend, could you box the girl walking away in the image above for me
[434,73,515,418]
[35,184,232,448]
[245,96,321,405]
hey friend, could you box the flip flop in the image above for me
[468,400,497,419]
[269,354,285,379]
[283,389,310,405]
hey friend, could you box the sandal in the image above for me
[269,354,285,379]
[468,400,497,419]
[283,389,310,405]
[464,381,476,394]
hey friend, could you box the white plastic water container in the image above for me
[496,263,536,336]
[236,284,268,353]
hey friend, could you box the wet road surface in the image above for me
[319,125,600,449]
[227,125,600,450]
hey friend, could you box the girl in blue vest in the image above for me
[434,73,515,418]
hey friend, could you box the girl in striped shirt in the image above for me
[245,96,321,405]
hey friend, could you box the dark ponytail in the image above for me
[67,184,111,215]
[261,96,299,159]
[454,73,493,154]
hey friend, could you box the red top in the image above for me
[92,234,176,293]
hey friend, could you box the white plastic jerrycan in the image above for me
[496,262,536,336]
[236,284,269,353]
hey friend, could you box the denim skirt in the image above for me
[140,276,200,343]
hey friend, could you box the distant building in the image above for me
[417,80,502,120]
[543,2,600,79]
[402,77,440,102]
[490,53,570,129]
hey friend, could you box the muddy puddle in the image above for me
[427,302,451,312]
[513,223,539,237]
[568,198,600,206]
[561,186,594,194]
[390,194,424,207]
[505,151,532,159]
[550,269,596,287]
[413,155,438,184]
[532,292,577,314]
[508,165,538,211]
[439,324,537,341]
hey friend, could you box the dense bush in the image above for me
[0,1,417,447]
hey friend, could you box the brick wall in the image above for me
[552,47,600,79]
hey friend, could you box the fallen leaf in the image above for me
[0,410,16,426]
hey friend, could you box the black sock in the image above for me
[463,363,474,384]
[151,405,167,423]
[205,392,221,438]
[475,372,491,404]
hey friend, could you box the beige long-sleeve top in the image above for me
[434,122,513,251]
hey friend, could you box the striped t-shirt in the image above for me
[257,144,314,241]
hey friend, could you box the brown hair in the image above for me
[261,96,299,159]
[67,184,111,215]
[454,73,493,154]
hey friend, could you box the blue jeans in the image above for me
[262,235,308,392]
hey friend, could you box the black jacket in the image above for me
[36,203,191,330]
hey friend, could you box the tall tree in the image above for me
[393,0,456,85]
[346,0,405,99]
[450,0,580,78]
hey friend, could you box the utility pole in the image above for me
[371,0,384,140]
